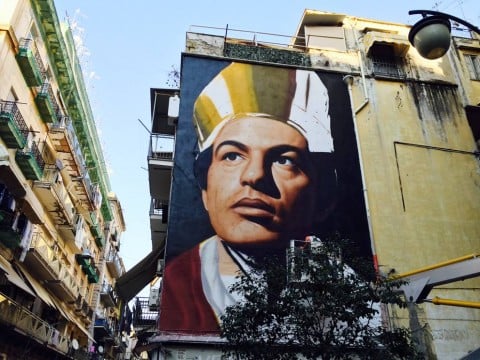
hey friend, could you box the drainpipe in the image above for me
[342,74,378,272]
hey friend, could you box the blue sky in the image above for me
[53,0,478,294]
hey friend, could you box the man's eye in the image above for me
[275,156,296,166]
[222,152,242,162]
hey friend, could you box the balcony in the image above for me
[0,210,20,249]
[15,38,45,87]
[46,265,79,303]
[106,250,123,278]
[99,283,117,307]
[0,207,29,250]
[57,213,82,248]
[94,317,114,340]
[49,116,97,211]
[148,134,174,201]
[74,297,93,321]
[150,198,168,250]
[15,141,45,180]
[0,292,69,354]
[23,233,79,303]
[90,212,105,248]
[35,81,59,124]
[85,264,99,284]
[33,167,76,227]
[23,232,61,282]
[75,254,99,284]
[0,100,28,149]
[132,297,158,330]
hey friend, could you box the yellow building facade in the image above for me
[0,0,127,359]
[148,10,480,360]
[290,11,480,358]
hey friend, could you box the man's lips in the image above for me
[232,198,275,218]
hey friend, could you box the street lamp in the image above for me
[408,10,480,60]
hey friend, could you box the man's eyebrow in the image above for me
[214,140,248,156]
[271,144,308,155]
[214,141,308,157]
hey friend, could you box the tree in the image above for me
[220,236,420,360]
[166,65,180,88]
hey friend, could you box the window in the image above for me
[304,26,346,51]
[370,44,405,79]
[464,54,480,80]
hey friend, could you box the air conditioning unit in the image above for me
[148,287,160,311]
[167,94,180,126]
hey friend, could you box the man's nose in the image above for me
[240,157,266,186]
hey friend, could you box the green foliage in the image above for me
[220,236,420,360]
[166,65,180,88]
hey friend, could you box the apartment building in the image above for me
[0,0,128,359]
[140,9,480,360]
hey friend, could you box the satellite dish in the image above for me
[72,339,79,350]
[98,345,104,354]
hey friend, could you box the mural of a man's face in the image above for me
[201,116,317,248]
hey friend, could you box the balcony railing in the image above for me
[26,232,61,280]
[150,198,168,222]
[35,81,59,124]
[26,232,79,303]
[106,251,122,278]
[50,115,88,178]
[33,166,76,226]
[371,54,406,79]
[132,297,158,328]
[0,292,69,354]
[94,317,114,340]
[0,100,28,149]
[74,297,93,321]
[149,134,174,161]
[53,265,80,302]
[90,212,105,248]
[15,38,45,87]
[0,205,29,249]
[15,140,45,180]
[99,283,117,307]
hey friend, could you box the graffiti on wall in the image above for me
[159,58,370,336]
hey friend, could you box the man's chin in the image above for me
[223,236,289,250]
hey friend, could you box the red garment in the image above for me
[159,244,220,335]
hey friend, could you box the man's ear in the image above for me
[201,189,208,211]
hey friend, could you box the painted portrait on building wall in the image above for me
[159,58,370,336]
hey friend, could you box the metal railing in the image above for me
[149,134,174,160]
[17,140,46,173]
[18,38,46,76]
[132,297,158,327]
[30,232,80,299]
[0,292,70,354]
[371,55,406,79]
[39,81,60,120]
[150,198,168,221]
[105,250,123,279]
[31,141,45,170]
[38,166,77,223]
[0,100,29,137]
[189,24,303,49]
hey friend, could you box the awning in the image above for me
[363,31,410,57]
[0,255,36,297]
[15,262,56,308]
[116,244,163,302]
